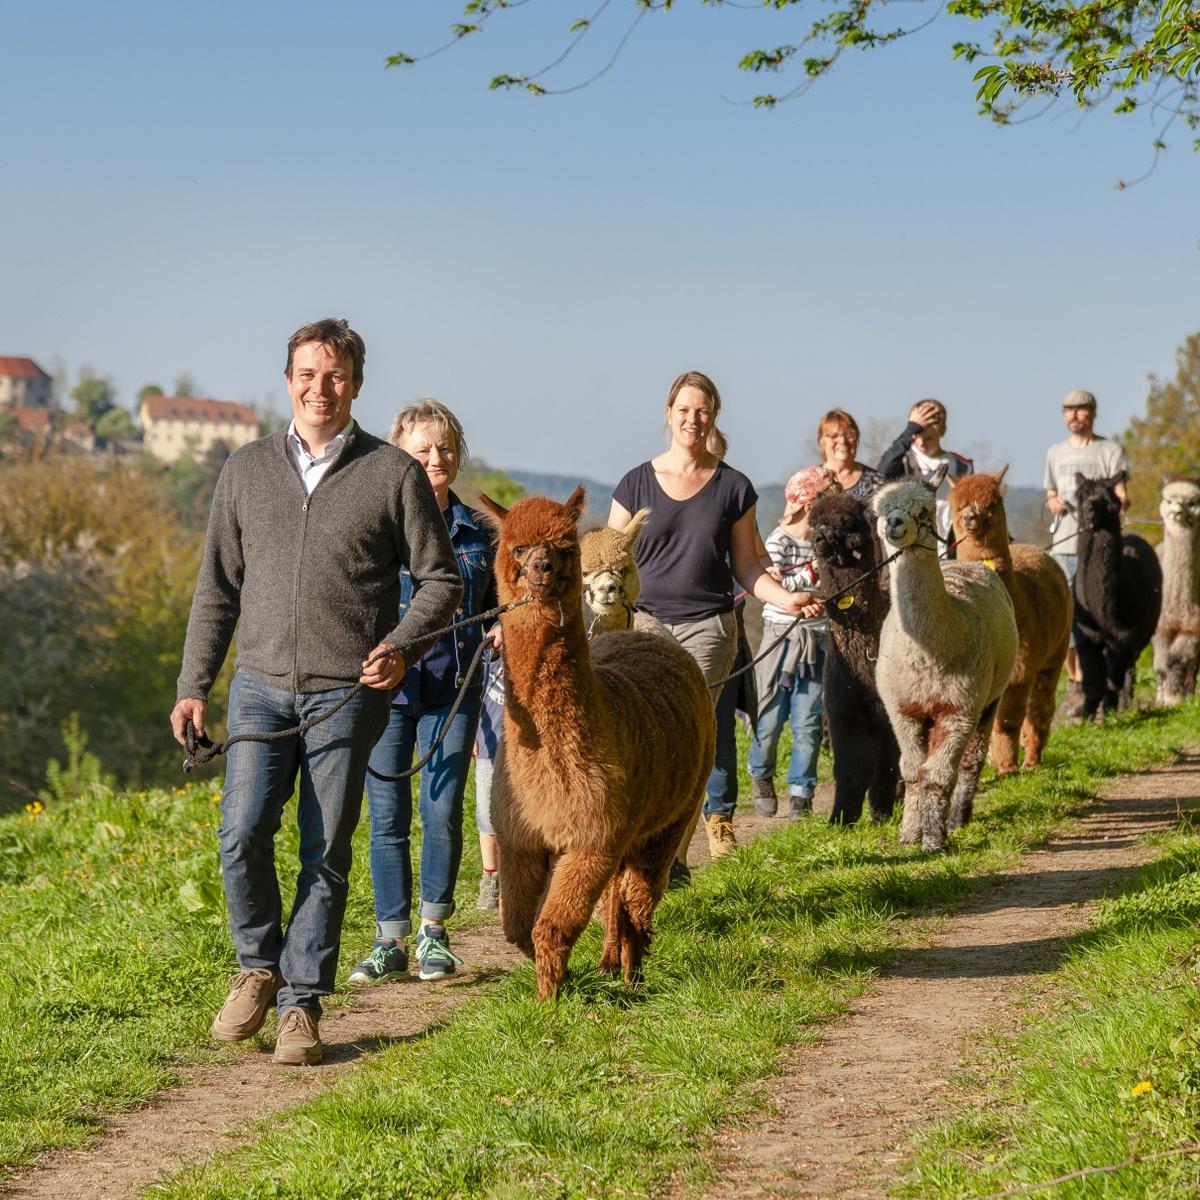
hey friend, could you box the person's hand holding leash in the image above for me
[360,644,407,689]
[170,698,207,747]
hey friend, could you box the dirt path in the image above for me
[699,753,1200,1199]
[4,760,1195,1200]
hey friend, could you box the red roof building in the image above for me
[0,357,52,409]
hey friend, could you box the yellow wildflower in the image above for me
[1131,1080,1154,1096]
[23,800,44,816]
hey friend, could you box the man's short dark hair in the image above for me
[285,318,366,386]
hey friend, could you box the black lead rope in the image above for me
[181,598,530,775]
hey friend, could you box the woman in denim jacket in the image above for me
[349,400,498,986]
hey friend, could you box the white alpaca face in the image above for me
[877,493,935,550]
[583,567,626,614]
[1160,482,1200,529]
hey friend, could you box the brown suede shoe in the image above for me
[210,967,284,1042]
[704,813,737,859]
[273,1007,323,1066]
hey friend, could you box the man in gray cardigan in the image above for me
[170,318,462,1065]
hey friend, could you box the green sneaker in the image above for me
[416,924,463,981]
[347,939,408,986]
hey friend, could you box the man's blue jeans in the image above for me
[218,669,390,1015]
[748,652,825,798]
[363,692,482,939]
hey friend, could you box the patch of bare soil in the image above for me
[698,754,1200,1199]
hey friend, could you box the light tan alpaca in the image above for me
[1154,478,1200,705]
[579,508,670,638]
[480,487,715,1001]
[874,476,1018,852]
[949,468,1070,773]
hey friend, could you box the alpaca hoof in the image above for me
[597,955,621,977]
[921,838,946,854]
[898,830,921,845]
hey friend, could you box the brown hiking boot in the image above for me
[209,967,284,1042]
[705,813,737,859]
[273,1007,323,1065]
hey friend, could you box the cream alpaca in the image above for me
[873,476,1018,852]
[1153,478,1200,705]
[579,508,670,638]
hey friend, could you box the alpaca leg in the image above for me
[919,714,974,852]
[868,729,901,821]
[1153,632,1170,705]
[890,713,926,845]
[499,844,552,960]
[1103,647,1131,715]
[988,679,1030,776]
[829,716,872,825]
[611,815,688,986]
[1076,640,1106,721]
[597,875,629,977]
[1164,636,1198,706]
[950,702,998,833]
[531,849,619,1001]
[1020,659,1061,769]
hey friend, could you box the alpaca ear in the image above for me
[565,485,587,523]
[1106,472,1126,490]
[623,507,652,551]
[925,462,949,492]
[478,492,509,522]
[994,464,1009,486]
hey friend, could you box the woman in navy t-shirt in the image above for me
[608,371,821,876]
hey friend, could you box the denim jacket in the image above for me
[393,491,498,708]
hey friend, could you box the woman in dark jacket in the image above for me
[349,400,497,987]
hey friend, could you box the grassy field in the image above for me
[3,699,1197,1196]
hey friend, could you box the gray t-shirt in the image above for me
[1043,435,1128,554]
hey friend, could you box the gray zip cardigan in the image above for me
[176,425,463,701]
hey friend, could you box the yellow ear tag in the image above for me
[837,595,855,610]
[984,559,997,571]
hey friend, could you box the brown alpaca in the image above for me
[479,487,715,1001]
[949,468,1071,773]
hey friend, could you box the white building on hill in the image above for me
[139,394,259,463]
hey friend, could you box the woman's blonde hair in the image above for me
[666,370,726,452]
[388,399,468,465]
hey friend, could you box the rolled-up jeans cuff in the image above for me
[419,900,456,922]
[378,920,411,940]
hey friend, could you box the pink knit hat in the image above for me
[783,466,837,518]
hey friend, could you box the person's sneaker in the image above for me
[347,939,408,986]
[705,813,737,859]
[477,871,500,910]
[750,776,778,817]
[788,793,814,819]
[209,967,284,1042]
[1059,680,1085,718]
[272,1007,322,1066]
[416,924,463,981]
[667,859,692,890]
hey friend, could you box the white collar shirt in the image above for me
[286,419,354,496]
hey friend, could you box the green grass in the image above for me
[2,701,1197,1196]
[899,805,1200,1198]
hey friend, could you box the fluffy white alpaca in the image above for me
[579,509,670,639]
[873,474,1018,852]
[1153,478,1200,705]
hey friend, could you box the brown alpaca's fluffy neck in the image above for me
[501,603,602,751]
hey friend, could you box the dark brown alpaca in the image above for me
[479,487,715,1001]
[948,469,1071,772]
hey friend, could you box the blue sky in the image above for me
[3,1,1197,489]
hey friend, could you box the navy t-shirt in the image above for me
[611,460,757,623]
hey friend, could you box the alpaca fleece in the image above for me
[1073,474,1162,720]
[1153,478,1200,705]
[482,487,714,1001]
[579,510,670,638]
[949,470,1070,773]
[808,491,900,825]
[874,479,1018,852]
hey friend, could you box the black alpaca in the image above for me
[809,491,901,824]
[1073,473,1163,720]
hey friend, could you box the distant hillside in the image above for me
[502,470,1051,546]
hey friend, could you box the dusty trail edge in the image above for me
[695,751,1200,1200]
[4,756,1198,1200]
